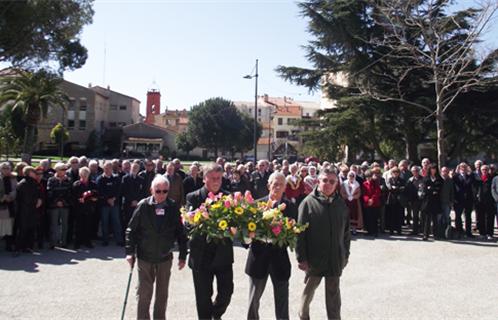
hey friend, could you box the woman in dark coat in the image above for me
[422,164,444,241]
[15,166,42,254]
[72,167,98,249]
[386,167,406,235]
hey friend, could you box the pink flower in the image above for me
[234,191,243,201]
[224,200,231,209]
[201,210,209,219]
[244,191,254,204]
[208,192,216,200]
[272,225,282,236]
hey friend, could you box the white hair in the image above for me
[89,160,99,167]
[268,172,286,185]
[152,175,170,189]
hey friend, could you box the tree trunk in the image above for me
[405,136,419,163]
[436,108,445,168]
[21,124,35,165]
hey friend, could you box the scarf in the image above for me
[342,179,360,201]
[286,174,302,190]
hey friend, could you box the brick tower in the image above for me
[145,86,161,124]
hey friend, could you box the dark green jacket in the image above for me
[125,196,188,263]
[296,187,351,277]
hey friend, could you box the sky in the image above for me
[63,0,498,115]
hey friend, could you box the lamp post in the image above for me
[244,59,258,163]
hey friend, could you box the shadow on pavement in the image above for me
[0,245,125,273]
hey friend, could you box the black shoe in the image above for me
[85,243,94,249]
[22,248,33,253]
[102,241,109,247]
[12,251,20,257]
[422,236,428,241]
[117,242,125,247]
[466,234,475,239]
[74,244,80,250]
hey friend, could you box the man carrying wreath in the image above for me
[245,172,297,320]
[186,163,233,320]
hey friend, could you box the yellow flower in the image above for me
[248,222,257,232]
[218,220,228,230]
[249,207,258,215]
[293,226,302,234]
[193,212,202,224]
[211,203,222,210]
[234,207,244,215]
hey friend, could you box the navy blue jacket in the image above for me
[96,174,121,205]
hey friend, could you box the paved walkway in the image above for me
[1,235,497,319]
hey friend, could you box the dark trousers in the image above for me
[16,221,35,251]
[192,265,234,320]
[299,275,341,320]
[476,203,496,236]
[410,201,422,234]
[454,202,473,235]
[35,213,44,248]
[91,204,101,240]
[363,207,379,235]
[422,210,438,238]
[405,203,412,225]
[75,211,92,246]
[386,202,403,233]
[247,273,289,320]
[123,204,136,233]
[137,258,173,320]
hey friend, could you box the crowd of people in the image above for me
[1,155,497,319]
[0,156,497,255]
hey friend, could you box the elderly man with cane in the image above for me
[125,175,188,320]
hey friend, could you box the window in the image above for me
[277,118,283,125]
[276,131,288,138]
[67,120,75,129]
[67,110,75,120]
[119,105,127,110]
[109,122,117,128]
[79,120,86,129]
[80,105,87,111]
[287,118,296,125]
[79,110,86,120]
[110,104,117,111]
[258,108,261,115]
[68,99,76,110]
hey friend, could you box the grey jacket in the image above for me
[296,187,351,277]
[491,176,498,203]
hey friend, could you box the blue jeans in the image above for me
[101,205,122,243]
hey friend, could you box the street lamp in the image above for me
[243,59,258,163]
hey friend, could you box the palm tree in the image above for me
[0,69,67,163]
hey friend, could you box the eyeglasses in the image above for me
[155,189,169,194]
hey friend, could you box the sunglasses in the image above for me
[321,178,337,184]
[155,189,169,194]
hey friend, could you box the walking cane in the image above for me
[121,264,134,320]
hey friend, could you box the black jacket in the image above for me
[453,173,474,206]
[16,176,40,229]
[96,174,121,205]
[251,171,270,199]
[138,170,156,195]
[125,197,188,263]
[46,176,73,208]
[183,175,204,198]
[71,180,98,214]
[121,174,146,205]
[186,187,233,270]
[245,196,297,281]
[422,176,444,214]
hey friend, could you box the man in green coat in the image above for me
[296,168,351,320]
